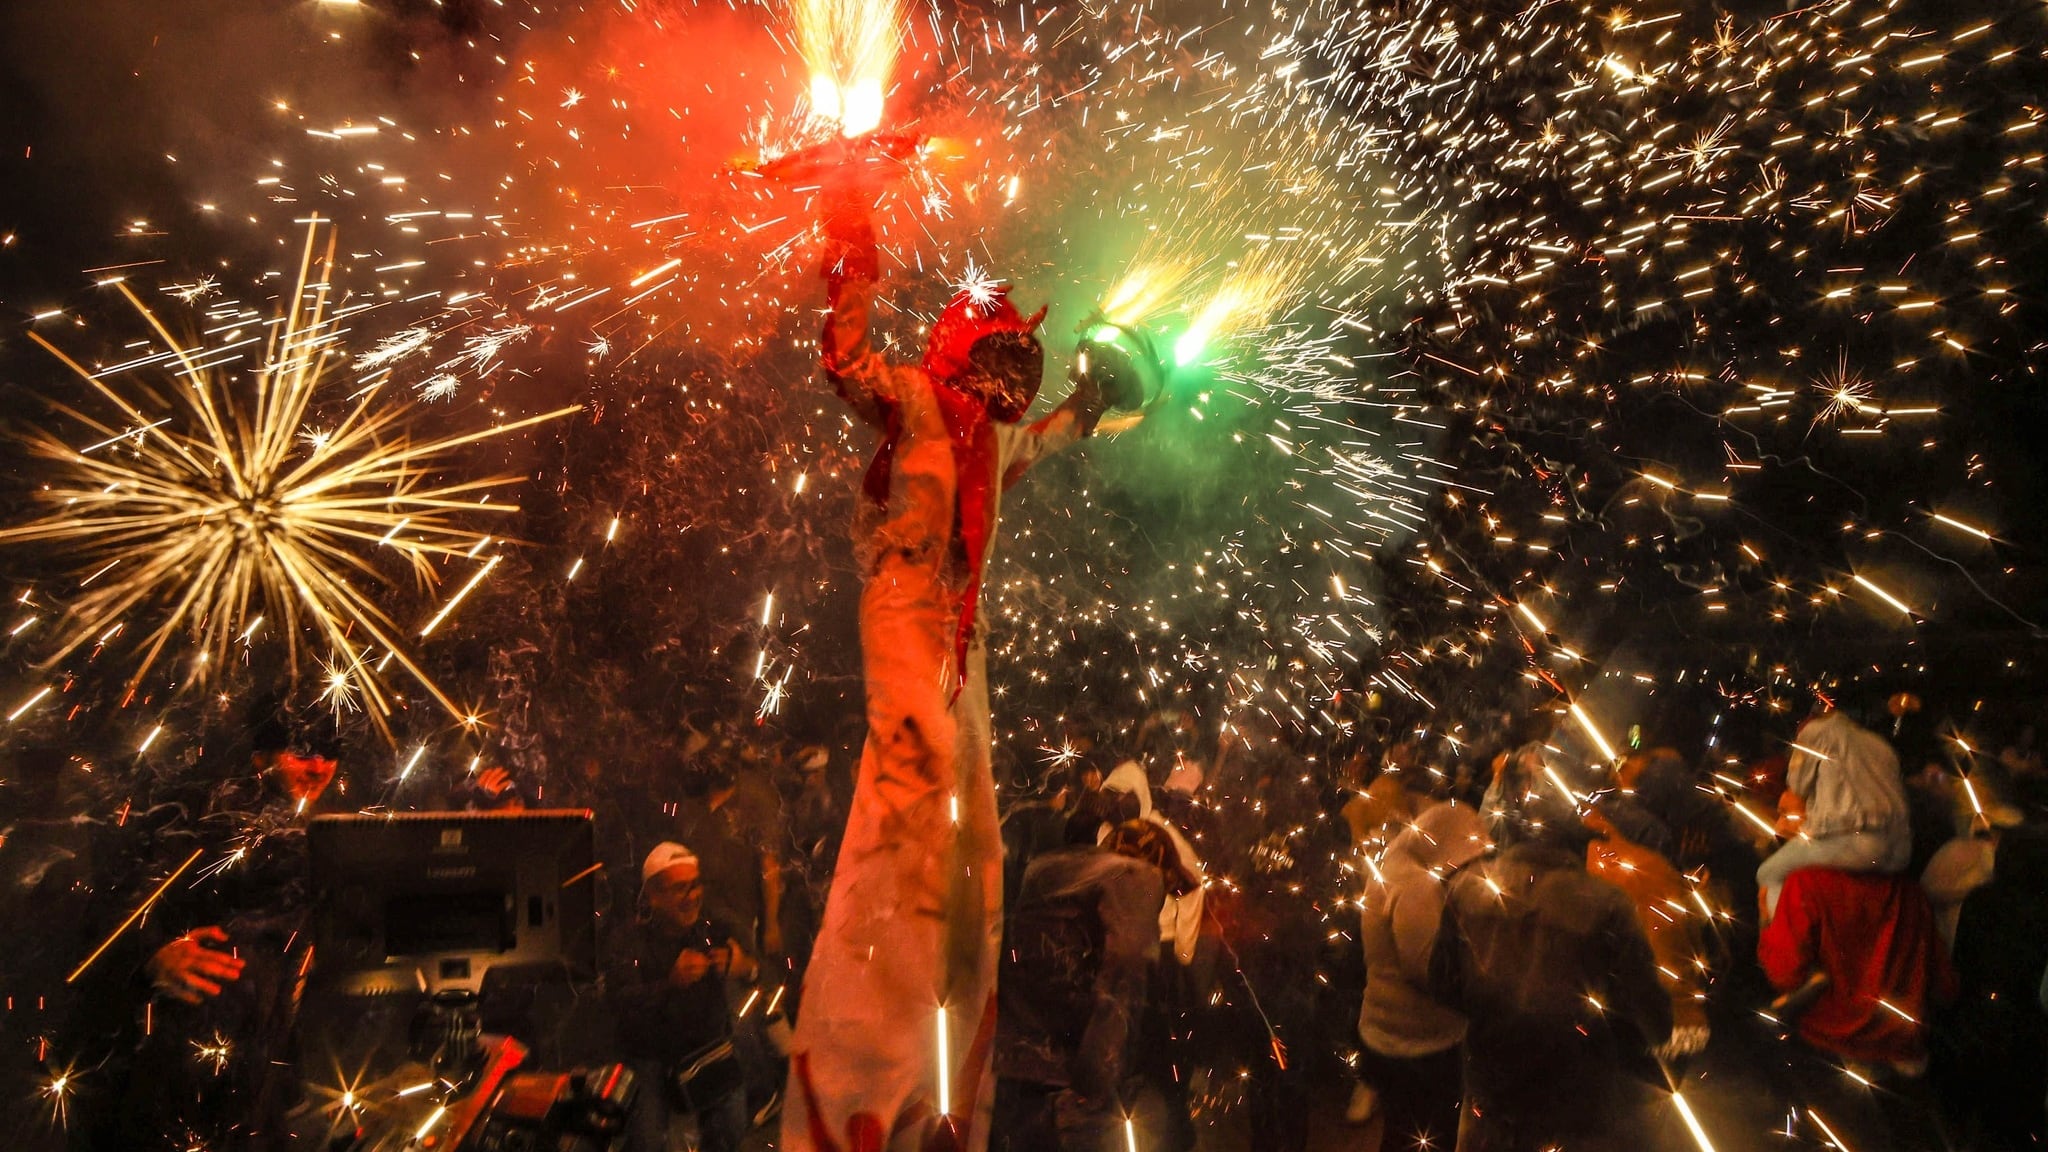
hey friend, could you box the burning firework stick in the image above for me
[66,848,204,984]
[737,129,926,184]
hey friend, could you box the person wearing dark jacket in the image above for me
[993,820,1186,1151]
[1432,771,1673,1152]
[616,842,752,1152]
[64,698,348,1152]
[1941,825,2048,1150]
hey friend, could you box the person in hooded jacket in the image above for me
[1757,706,1911,919]
[1356,802,1489,1152]
[1431,761,1672,1152]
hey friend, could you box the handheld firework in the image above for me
[1072,313,1169,417]
[735,128,925,184]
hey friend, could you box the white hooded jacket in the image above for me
[1103,761,1207,965]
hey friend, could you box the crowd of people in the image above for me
[34,690,2048,1152]
[975,695,2048,1152]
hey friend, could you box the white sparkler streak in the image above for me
[1543,763,1582,805]
[67,848,204,982]
[7,687,52,722]
[629,258,683,288]
[1851,574,1916,617]
[1672,1091,1719,1152]
[1516,602,1550,632]
[1959,772,1985,823]
[1125,1116,1142,1152]
[80,419,174,454]
[399,746,427,781]
[419,555,503,638]
[1570,701,1620,762]
[1788,742,1832,762]
[761,592,776,627]
[1728,799,1781,839]
[567,557,585,581]
[935,1004,952,1117]
[1808,1107,1852,1150]
[414,1105,448,1143]
[1930,513,1991,540]
[138,724,163,753]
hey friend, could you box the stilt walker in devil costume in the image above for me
[782,183,1130,1152]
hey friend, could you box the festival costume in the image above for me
[1757,867,1954,1069]
[1758,711,1912,918]
[783,198,1103,1152]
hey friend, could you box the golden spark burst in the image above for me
[1,220,575,731]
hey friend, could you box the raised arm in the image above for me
[818,189,901,428]
[1001,369,1109,488]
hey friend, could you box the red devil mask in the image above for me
[923,286,1047,422]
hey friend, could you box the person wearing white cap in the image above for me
[614,842,753,1152]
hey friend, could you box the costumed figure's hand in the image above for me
[148,926,245,1003]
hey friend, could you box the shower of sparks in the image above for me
[415,373,462,403]
[0,220,576,728]
[4,0,2045,1135]
[785,0,905,136]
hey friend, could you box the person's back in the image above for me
[994,830,1168,1152]
[1759,868,1953,1072]
[1435,839,1672,1151]
[1360,804,1486,1058]
[998,843,1164,1087]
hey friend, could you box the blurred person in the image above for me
[992,819,1191,1152]
[1757,706,1911,919]
[1432,764,1673,1152]
[1356,803,1489,1151]
[1214,755,1350,1152]
[676,741,792,1122]
[1101,761,1213,1152]
[673,756,783,961]
[1757,866,1955,1150]
[1341,740,1422,854]
[1102,762,1206,966]
[81,697,345,1151]
[999,761,1077,906]
[615,842,752,1152]
[1582,807,1713,1056]
[1902,757,1960,879]
[1939,824,2048,1149]
[1920,795,2021,945]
